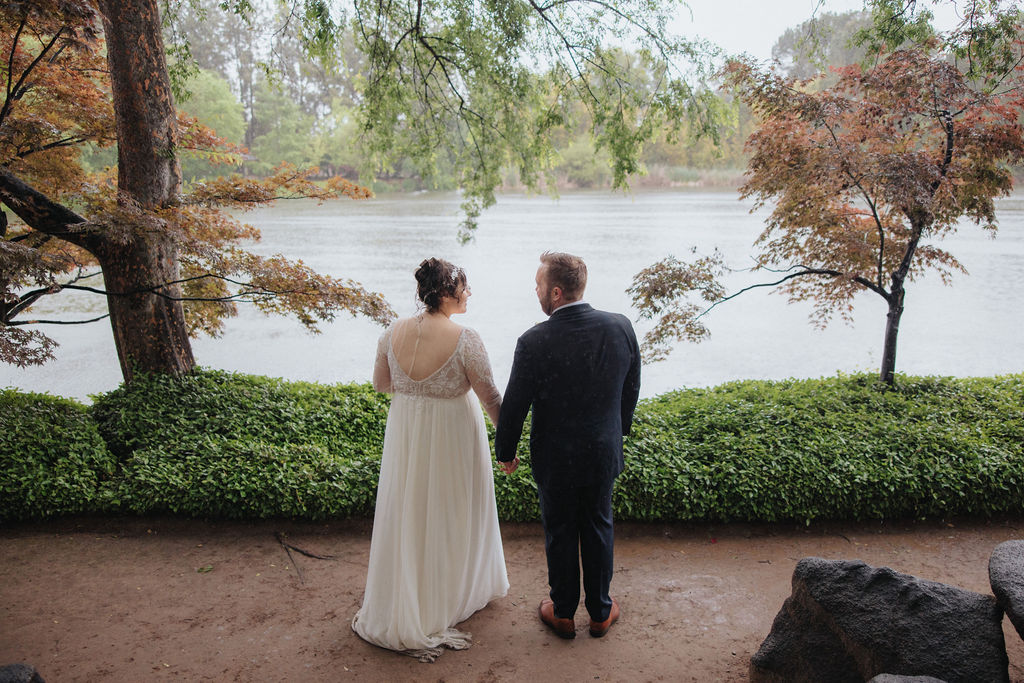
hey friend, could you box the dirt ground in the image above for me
[2,516,1023,682]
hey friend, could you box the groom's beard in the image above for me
[539,289,555,316]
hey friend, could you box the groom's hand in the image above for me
[499,457,519,475]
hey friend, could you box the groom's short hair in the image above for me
[540,251,587,301]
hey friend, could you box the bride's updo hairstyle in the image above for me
[415,258,467,313]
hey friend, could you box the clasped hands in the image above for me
[499,456,520,475]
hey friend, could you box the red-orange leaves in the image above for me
[724,46,1024,319]
[630,44,1023,379]
[186,163,373,208]
[1,2,389,371]
[0,2,114,197]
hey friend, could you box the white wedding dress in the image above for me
[352,324,509,661]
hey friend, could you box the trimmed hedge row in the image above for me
[91,370,388,459]
[617,374,1024,523]
[1,370,1022,523]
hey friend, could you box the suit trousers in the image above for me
[537,478,615,622]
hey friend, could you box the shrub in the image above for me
[89,369,389,519]
[0,390,117,520]
[3,371,1022,523]
[616,373,1024,523]
[113,437,380,519]
[90,368,388,459]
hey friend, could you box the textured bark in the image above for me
[879,284,904,386]
[96,0,180,207]
[94,0,194,381]
[0,169,90,247]
[880,216,925,385]
[96,237,195,383]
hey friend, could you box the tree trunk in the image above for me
[879,282,905,385]
[96,0,195,382]
[97,237,195,382]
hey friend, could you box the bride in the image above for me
[352,257,514,662]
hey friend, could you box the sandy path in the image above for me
[2,516,1022,682]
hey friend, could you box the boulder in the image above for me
[750,557,1008,683]
[989,540,1024,642]
[749,592,862,683]
[0,664,44,683]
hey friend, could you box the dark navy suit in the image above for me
[495,302,641,621]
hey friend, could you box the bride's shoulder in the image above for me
[390,316,420,332]
[458,325,487,348]
[380,316,412,342]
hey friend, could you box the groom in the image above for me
[496,251,641,639]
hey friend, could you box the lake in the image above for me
[3,189,1022,401]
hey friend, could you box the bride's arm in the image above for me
[464,329,502,424]
[372,329,393,393]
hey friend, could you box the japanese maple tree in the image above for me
[0,0,393,379]
[631,40,1024,384]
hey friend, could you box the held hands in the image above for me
[499,457,520,475]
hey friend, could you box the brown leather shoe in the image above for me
[589,598,620,638]
[538,598,576,639]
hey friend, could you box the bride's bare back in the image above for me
[390,314,464,381]
[373,312,502,424]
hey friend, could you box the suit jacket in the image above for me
[495,303,641,490]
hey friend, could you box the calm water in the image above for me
[4,189,1022,401]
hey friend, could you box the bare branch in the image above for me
[6,314,110,326]
[695,266,888,325]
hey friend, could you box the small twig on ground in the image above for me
[275,531,336,584]
[274,532,336,560]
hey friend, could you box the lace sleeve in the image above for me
[372,328,393,393]
[462,328,501,423]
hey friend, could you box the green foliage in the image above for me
[772,10,873,82]
[4,371,1022,524]
[345,1,721,238]
[90,368,388,460]
[86,368,387,519]
[558,139,613,189]
[114,438,380,519]
[248,75,318,175]
[178,68,246,180]
[859,0,1024,88]
[0,390,117,520]
[617,373,1024,523]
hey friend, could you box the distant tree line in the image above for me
[113,2,882,193]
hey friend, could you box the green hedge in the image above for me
[113,437,380,519]
[617,374,1024,522]
[91,369,388,459]
[2,370,1022,523]
[0,389,118,520]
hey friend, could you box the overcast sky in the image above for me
[673,0,960,61]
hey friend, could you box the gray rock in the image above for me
[749,593,862,683]
[868,675,947,683]
[989,540,1024,642]
[750,557,1008,683]
[0,664,45,683]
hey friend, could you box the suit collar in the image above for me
[550,302,592,319]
